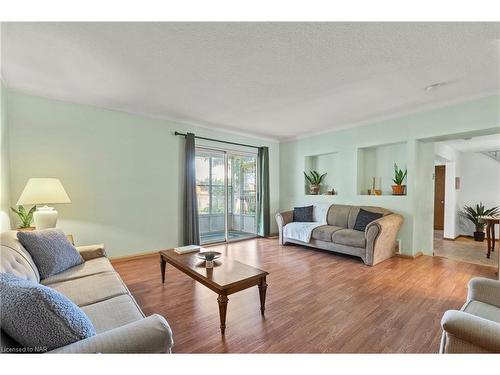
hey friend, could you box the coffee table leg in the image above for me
[217,294,228,335]
[258,276,268,315]
[160,256,166,284]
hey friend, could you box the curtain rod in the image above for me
[174,131,260,149]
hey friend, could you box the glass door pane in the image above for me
[195,149,226,244]
[228,153,257,241]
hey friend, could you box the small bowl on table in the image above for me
[197,251,221,268]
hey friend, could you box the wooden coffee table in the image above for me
[159,249,269,334]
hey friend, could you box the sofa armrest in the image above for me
[467,277,500,308]
[76,244,107,261]
[275,211,294,245]
[441,310,500,353]
[49,314,173,353]
[364,213,403,266]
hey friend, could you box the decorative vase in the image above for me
[391,185,406,195]
[473,231,485,242]
[309,185,320,195]
[206,260,214,268]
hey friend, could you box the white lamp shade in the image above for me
[16,178,71,206]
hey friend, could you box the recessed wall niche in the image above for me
[304,151,339,195]
[357,141,408,196]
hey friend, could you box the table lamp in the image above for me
[16,178,71,229]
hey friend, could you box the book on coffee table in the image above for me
[174,245,201,254]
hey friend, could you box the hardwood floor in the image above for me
[112,238,497,353]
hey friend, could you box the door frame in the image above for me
[196,146,258,245]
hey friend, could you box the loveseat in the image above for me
[0,231,173,353]
[276,204,404,266]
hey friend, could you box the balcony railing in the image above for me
[199,213,256,243]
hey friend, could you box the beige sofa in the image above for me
[440,277,500,353]
[276,204,403,266]
[0,231,173,353]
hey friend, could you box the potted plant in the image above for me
[460,203,499,241]
[392,163,407,195]
[10,205,37,231]
[303,170,327,195]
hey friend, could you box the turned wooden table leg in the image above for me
[487,223,493,259]
[258,276,268,315]
[492,223,496,253]
[160,256,166,284]
[217,294,228,335]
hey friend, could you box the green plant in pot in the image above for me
[10,205,36,230]
[392,163,407,195]
[304,170,327,195]
[460,203,499,242]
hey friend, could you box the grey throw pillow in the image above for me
[17,229,84,280]
[0,273,96,351]
[293,205,314,222]
[353,209,383,231]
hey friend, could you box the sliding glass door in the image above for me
[195,147,257,244]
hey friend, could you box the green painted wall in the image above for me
[5,88,499,258]
[6,90,280,257]
[279,95,500,255]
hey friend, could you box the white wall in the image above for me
[6,90,280,257]
[0,81,12,231]
[434,143,460,239]
[457,151,500,238]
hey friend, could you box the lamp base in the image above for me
[34,206,58,229]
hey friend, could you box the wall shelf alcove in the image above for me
[304,151,339,195]
[357,141,408,196]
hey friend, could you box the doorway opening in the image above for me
[432,134,500,267]
[195,147,258,245]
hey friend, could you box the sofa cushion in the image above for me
[0,231,40,282]
[332,229,367,248]
[348,206,392,229]
[17,228,84,280]
[311,225,344,242]
[48,272,129,307]
[81,295,144,334]
[327,205,351,228]
[293,205,314,222]
[353,208,383,231]
[0,273,96,351]
[463,300,500,324]
[41,257,115,285]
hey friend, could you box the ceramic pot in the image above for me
[17,227,35,232]
[473,231,485,242]
[391,185,406,195]
[309,185,320,195]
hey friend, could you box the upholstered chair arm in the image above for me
[440,310,500,353]
[275,210,294,245]
[467,277,500,308]
[49,314,173,353]
[76,244,107,261]
[364,213,404,266]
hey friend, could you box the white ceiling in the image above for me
[439,134,500,152]
[1,22,499,141]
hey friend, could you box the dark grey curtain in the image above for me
[257,146,270,237]
[183,133,200,245]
